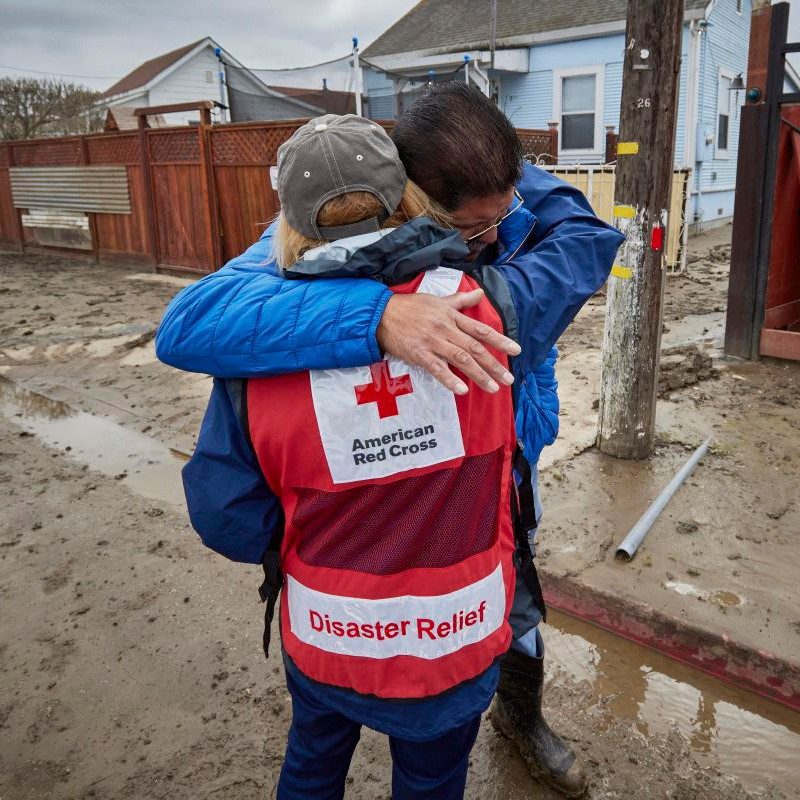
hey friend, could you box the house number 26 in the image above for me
[637,98,652,108]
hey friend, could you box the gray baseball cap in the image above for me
[276,114,407,241]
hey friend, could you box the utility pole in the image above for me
[597,0,685,459]
[213,47,228,123]
[489,0,498,103]
[352,37,363,116]
[489,0,497,71]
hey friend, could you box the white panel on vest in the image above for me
[286,563,506,660]
[310,268,466,484]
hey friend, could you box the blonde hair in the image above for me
[274,180,452,269]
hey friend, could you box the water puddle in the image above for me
[544,609,800,794]
[0,377,187,509]
[712,590,743,608]
[662,311,725,352]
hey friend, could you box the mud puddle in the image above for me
[0,377,187,508]
[543,609,800,794]
[662,311,725,352]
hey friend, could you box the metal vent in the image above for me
[9,166,131,214]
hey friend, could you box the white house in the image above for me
[100,38,335,125]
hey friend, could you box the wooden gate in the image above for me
[760,106,800,359]
[208,123,294,264]
[725,2,800,361]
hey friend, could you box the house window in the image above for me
[717,71,733,158]
[554,67,603,154]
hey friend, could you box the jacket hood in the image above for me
[282,217,470,285]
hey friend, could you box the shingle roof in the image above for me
[104,106,166,131]
[363,0,710,58]
[102,39,206,99]
[268,85,358,115]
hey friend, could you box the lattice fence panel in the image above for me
[210,125,299,165]
[517,129,556,164]
[147,130,200,163]
[86,134,140,164]
[11,138,83,167]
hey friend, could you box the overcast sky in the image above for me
[0,0,798,92]
[0,1,419,91]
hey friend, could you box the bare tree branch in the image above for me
[0,77,103,140]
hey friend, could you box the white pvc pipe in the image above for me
[615,437,712,560]
[352,40,363,117]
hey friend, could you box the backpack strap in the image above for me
[257,527,284,659]
[226,378,285,660]
[511,443,547,622]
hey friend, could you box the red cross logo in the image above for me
[354,361,414,419]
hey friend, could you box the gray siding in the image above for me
[364,69,397,120]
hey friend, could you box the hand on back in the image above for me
[377,289,520,395]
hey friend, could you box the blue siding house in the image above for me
[362,0,778,230]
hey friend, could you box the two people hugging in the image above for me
[157,83,623,800]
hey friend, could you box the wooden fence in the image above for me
[0,121,301,273]
[517,125,559,163]
[0,121,559,274]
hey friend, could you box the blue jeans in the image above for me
[278,670,481,800]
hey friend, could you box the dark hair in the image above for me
[391,82,523,211]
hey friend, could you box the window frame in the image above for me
[716,67,736,160]
[553,65,605,158]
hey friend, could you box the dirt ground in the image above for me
[540,226,800,680]
[1,230,798,799]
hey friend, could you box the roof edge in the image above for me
[101,37,209,98]
[141,37,218,94]
[363,7,710,59]
[96,87,148,108]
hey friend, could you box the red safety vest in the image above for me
[247,267,517,700]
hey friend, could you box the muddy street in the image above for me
[1,233,798,799]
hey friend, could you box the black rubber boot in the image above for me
[490,647,587,798]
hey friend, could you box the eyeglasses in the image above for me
[463,190,525,243]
